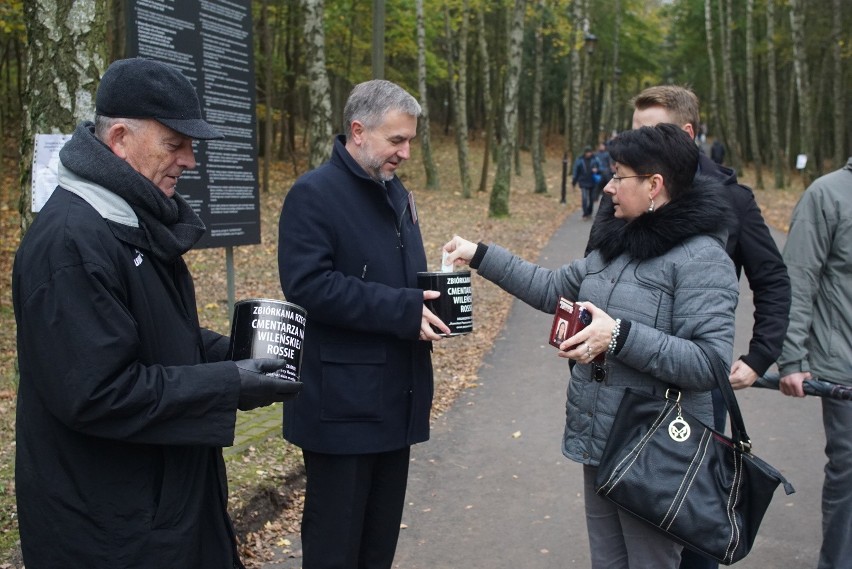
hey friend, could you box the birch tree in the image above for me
[20,0,108,233]
[719,0,742,171]
[303,0,332,170]
[260,0,273,192]
[488,0,526,218]
[789,0,814,184]
[531,0,547,194]
[745,0,762,189]
[831,0,845,168]
[444,0,472,198]
[415,0,439,188]
[765,0,785,188]
[568,0,584,157]
[476,7,494,193]
[605,0,621,134]
[703,0,721,140]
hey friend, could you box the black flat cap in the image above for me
[96,58,223,140]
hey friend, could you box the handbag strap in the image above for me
[667,372,795,494]
[714,371,751,451]
[666,368,750,452]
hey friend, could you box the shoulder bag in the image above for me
[594,375,795,565]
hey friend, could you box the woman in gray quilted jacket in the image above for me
[443,123,739,568]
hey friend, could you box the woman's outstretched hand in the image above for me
[442,236,478,268]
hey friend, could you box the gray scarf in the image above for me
[59,122,206,262]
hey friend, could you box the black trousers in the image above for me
[300,447,411,569]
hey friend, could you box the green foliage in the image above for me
[0,1,25,36]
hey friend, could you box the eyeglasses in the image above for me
[611,174,653,184]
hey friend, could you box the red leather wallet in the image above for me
[549,297,604,363]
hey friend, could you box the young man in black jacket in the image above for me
[587,85,791,569]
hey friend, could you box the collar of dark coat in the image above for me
[59,122,206,262]
[331,134,393,189]
[589,174,730,262]
[330,134,411,214]
[698,151,738,186]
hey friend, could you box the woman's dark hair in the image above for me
[607,123,699,201]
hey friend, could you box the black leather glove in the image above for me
[235,358,303,411]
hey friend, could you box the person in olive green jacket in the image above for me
[778,157,852,569]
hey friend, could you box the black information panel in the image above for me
[126,0,260,248]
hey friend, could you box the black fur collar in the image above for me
[589,174,729,262]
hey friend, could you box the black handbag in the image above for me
[594,376,795,565]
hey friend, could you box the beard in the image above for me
[356,143,394,182]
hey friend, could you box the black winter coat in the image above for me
[14,182,243,566]
[278,136,433,454]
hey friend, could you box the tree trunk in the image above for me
[476,8,494,193]
[579,0,593,148]
[514,126,521,177]
[20,0,110,234]
[704,0,722,140]
[415,0,439,189]
[283,0,300,163]
[531,0,547,194]
[371,0,384,79]
[303,0,332,170]
[562,40,571,156]
[765,0,785,188]
[745,0,763,188]
[784,74,795,168]
[261,0,273,192]
[831,0,845,169]
[488,0,526,218]
[606,0,621,135]
[444,1,472,198]
[789,0,814,185]
[811,54,829,177]
[719,0,742,171]
[568,0,584,158]
[457,0,471,196]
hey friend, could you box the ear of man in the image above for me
[104,122,134,160]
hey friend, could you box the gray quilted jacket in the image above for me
[476,174,739,466]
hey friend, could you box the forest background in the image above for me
[0,0,849,566]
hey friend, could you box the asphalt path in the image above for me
[264,208,824,568]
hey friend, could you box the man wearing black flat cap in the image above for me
[13,57,300,568]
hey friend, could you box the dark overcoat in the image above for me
[278,136,433,454]
[13,186,242,568]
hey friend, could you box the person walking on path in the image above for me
[444,124,739,568]
[572,146,601,220]
[13,58,301,569]
[777,158,852,569]
[593,142,614,203]
[711,139,725,164]
[278,79,449,569]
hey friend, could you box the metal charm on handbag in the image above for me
[665,390,691,442]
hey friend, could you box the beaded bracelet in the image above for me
[607,318,622,355]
